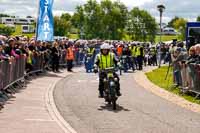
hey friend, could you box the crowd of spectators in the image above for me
[0,35,88,73]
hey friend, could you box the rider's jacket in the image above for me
[95,52,118,70]
[136,46,145,57]
[129,46,137,57]
[87,48,95,56]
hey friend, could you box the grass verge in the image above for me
[146,66,200,104]
[155,35,178,43]
[12,25,35,38]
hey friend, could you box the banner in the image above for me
[36,0,54,41]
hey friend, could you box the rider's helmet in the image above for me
[100,43,110,55]
[101,43,110,50]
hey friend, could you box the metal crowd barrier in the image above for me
[26,53,45,75]
[0,56,26,91]
[74,49,85,66]
[59,50,67,66]
[179,63,200,97]
[0,49,84,93]
[59,49,85,67]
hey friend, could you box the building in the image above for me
[0,17,35,25]
[22,25,35,33]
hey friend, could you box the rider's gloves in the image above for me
[117,62,122,68]
[94,68,98,73]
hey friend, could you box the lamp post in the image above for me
[157,4,165,68]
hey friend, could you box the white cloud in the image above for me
[0,0,199,23]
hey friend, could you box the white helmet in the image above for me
[110,45,114,49]
[100,43,110,50]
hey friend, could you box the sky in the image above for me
[0,0,200,23]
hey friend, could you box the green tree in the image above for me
[0,13,10,18]
[197,16,200,22]
[71,0,128,40]
[173,18,187,40]
[0,25,14,35]
[61,13,71,21]
[100,0,128,39]
[54,16,71,36]
[168,16,179,28]
[128,7,157,42]
[84,0,103,39]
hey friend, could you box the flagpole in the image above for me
[35,0,40,40]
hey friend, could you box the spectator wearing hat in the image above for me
[172,47,187,86]
[0,41,10,61]
[4,38,20,59]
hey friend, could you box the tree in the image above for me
[197,16,200,22]
[128,7,157,42]
[100,0,128,39]
[61,13,71,21]
[0,25,14,35]
[173,18,187,40]
[54,16,71,36]
[168,16,179,28]
[83,0,103,39]
[71,0,128,40]
[0,13,10,18]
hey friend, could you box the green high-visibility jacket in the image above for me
[97,53,114,70]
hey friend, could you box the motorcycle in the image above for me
[85,54,94,73]
[101,67,119,110]
[120,55,129,73]
[128,56,135,72]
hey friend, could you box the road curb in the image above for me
[133,68,200,113]
[45,74,78,133]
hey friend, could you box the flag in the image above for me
[36,0,54,41]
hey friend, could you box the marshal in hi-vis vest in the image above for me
[97,53,114,69]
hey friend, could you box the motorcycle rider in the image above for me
[94,43,121,98]
[86,43,95,58]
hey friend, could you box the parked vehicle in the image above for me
[163,27,177,35]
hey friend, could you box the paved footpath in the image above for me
[0,69,77,133]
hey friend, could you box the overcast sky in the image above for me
[0,0,200,23]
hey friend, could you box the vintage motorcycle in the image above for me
[100,67,119,110]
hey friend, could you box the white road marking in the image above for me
[77,80,87,83]
[23,106,46,110]
[24,119,55,122]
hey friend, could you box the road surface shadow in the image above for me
[98,103,131,113]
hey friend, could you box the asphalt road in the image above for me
[54,69,200,133]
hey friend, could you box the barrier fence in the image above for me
[0,49,85,92]
[0,56,26,91]
[177,63,200,97]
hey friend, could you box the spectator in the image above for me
[51,42,60,72]
[66,41,74,72]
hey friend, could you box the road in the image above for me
[54,69,200,133]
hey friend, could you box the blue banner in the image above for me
[36,0,54,41]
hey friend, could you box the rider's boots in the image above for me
[116,90,122,96]
[98,91,104,98]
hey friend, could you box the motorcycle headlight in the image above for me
[114,78,118,82]
[103,78,107,82]
[110,81,115,87]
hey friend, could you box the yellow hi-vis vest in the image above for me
[136,46,141,57]
[27,51,33,64]
[129,46,136,57]
[97,53,114,69]
[87,48,95,55]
